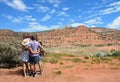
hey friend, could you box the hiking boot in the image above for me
[32,72,37,77]
[28,70,32,76]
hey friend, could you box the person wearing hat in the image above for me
[21,38,31,77]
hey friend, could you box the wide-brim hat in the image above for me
[21,38,30,46]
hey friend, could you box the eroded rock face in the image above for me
[0,30,15,40]
[0,25,120,47]
[37,25,120,47]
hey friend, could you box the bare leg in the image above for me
[25,62,29,75]
[31,64,37,77]
[33,64,36,73]
[38,61,43,75]
[29,64,34,73]
[22,63,26,77]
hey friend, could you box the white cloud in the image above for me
[25,16,36,21]
[57,11,69,16]
[48,0,61,8]
[4,15,37,23]
[48,0,61,4]
[100,1,120,15]
[1,0,28,11]
[50,9,56,14]
[90,25,96,27]
[70,23,94,28]
[53,4,59,7]
[42,15,51,21]
[62,7,69,11]
[100,7,114,15]
[57,22,62,25]
[71,23,85,27]
[70,19,75,23]
[20,22,62,32]
[107,16,120,29]
[38,6,50,12]
[84,17,103,25]
[109,1,120,6]
[5,15,22,23]
[50,25,62,29]
[102,0,108,4]
[20,22,49,32]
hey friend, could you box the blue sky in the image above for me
[0,0,120,32]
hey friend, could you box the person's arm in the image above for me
[38,42,44,51]
[28,46,40,54]
[34,49,40,54]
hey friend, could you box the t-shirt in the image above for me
[28,40,41,56]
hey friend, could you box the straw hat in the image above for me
[21,38,30,46]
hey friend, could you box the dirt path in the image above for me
[0,62,120,82]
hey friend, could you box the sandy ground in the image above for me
[0,61,120,82]
[97,46,120,51]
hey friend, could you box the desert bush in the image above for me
[84,56,89,59]
[100,57,112,63]
[54,70,62,75]
[92,57,101,64]
[71,58,82,63]
[96,52,107,57]
[64,65,74,68]
[59,61,64,65]
[42,57,48,63]
[0,44,21,68]
[46,52,74,58]
[49,58,58,64]
[112,51,120,57]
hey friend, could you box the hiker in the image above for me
[28,36,42,77]
[21,38,30,77]
[37,41,44,75]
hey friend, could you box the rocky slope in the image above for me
[0,30,16,40]
[37,25,120,47]
[0,25,120,47]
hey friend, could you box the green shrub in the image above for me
[54,70,62,75]
[96,52,106,57]
[49,58,58,64]
[0,45,21,68]
[100,57,112,61]
[71,58,82,63]
[84,56,89,59]
[64,65,74,68]
[42,57,48,63]
[59,61,64,65]
[92,57,101,64]
[112,51,120,57]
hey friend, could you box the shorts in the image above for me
[29,55,40,64]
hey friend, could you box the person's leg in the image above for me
[25,62,29,76]
[32,55,40,77]
[39,56,43,75]
[29,63,32,71]
[22,63,26,77]
[29,55,35,76]
[38,61,43,75]
[33,64,36,73]
[38,62,41,72]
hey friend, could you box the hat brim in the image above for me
[21,38,30,46]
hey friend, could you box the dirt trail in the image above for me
[0,63,120,82]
